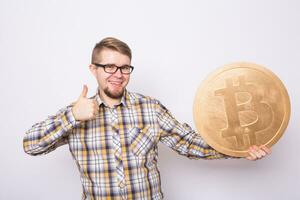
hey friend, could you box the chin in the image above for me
[105,88,125,99]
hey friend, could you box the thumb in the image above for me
[80,84,88,98]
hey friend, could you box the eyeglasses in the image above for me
[93,63,134,74]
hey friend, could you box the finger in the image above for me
[93,108,99,116]
[93,100,99,111]
[252,146,264,158]
[256,145,268,157]
[247,149,258,160]
[260,145,272,155]
[80,84,88,98]
[92,101,99,115]
[89,112,95,119]
[246,155,255,161]
[88,104,96,117]
[254,145,267,157]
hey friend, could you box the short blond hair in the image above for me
[91,37,132,63]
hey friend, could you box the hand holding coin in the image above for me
[245,145,272,161]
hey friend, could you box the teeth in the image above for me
[110,82,122,85]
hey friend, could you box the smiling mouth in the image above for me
[109,81,123,86]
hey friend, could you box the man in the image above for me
[23,37,271,200]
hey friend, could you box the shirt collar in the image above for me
[94,88,131,108]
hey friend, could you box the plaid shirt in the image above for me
[23,90,226,200]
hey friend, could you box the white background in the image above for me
[1,0,299,199]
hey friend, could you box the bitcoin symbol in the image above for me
[215,75,273,147]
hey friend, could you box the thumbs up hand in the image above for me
[71,85,99,121]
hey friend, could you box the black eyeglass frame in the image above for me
[92,63,134,74]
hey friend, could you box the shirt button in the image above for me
[119,181,126,188]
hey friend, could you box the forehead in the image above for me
[97,48,131,65]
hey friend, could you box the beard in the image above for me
[103,87,125,99]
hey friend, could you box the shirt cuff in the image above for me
[60,106,81,131]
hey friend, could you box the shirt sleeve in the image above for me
[155,100,232,160]
[23,105,80,156]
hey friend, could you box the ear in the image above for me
[89,64,97,77]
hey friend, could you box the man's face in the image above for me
[90,48,131,100]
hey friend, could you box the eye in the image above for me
[122,65,131,70]
[106,64,116,69]
[104,65,118,72]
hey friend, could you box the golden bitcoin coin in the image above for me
[193,62,290,157]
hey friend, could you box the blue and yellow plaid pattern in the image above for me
[23,90,227,200]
